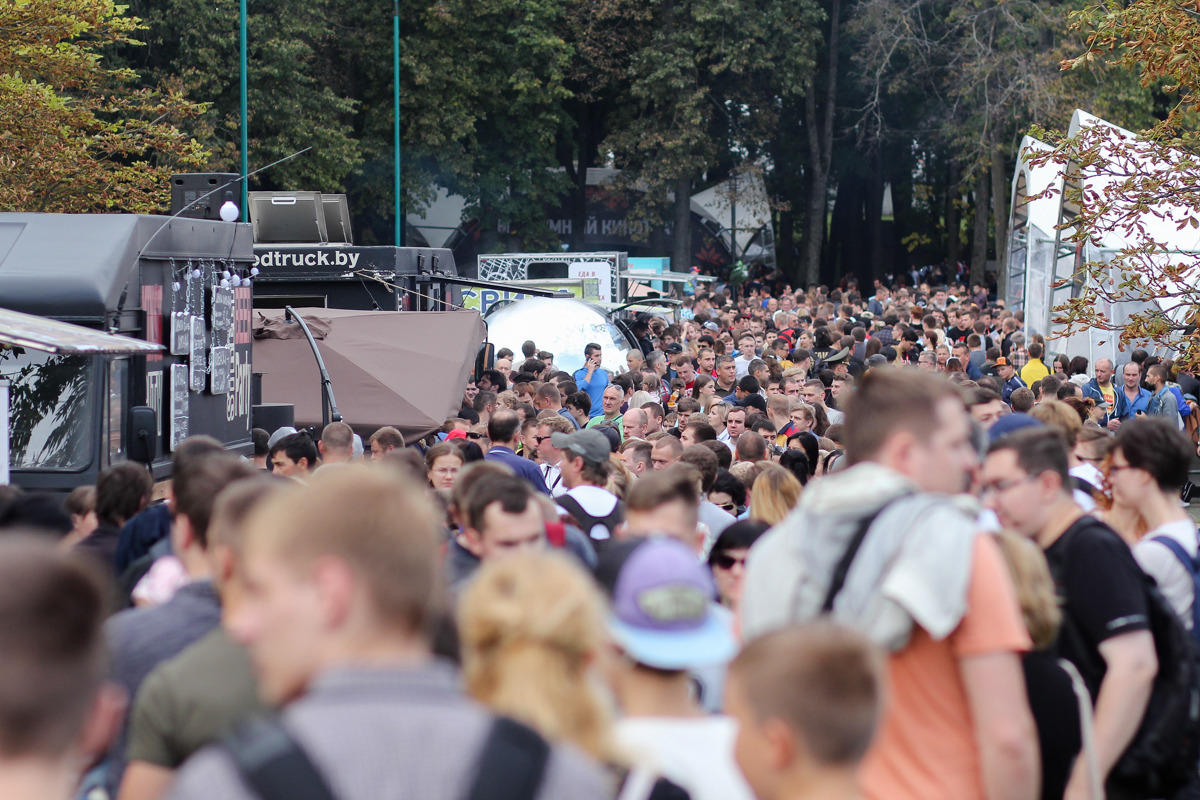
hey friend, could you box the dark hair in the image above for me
[95,461,153,527]
[173,455,258,548]
[707,520,769,565]
[481,369,508,393]
[473,391,498,414]
[566,392,592,416]
[778,449,811,485]
[626,468,699,513]
[684,420,718,443]
[1114,417,1194,491]
[252,427,271,458]
[0,538,109,758]
[269,432,319,469]
[701,439,733,470]
[0,494,72,537]
[710,469,747,507]
[791,432,820,477]
[584,342,602,357]
[987,428,1070,491]
[1068,356,1089,376]
[487,409,521,444]
[463,473,534,533]
[679,445,719,492]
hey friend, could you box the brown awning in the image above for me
[252,308,485,442]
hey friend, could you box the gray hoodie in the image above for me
[741,462,977,651]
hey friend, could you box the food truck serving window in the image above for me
[1,348,95,470]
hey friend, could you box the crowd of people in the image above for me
[2,277,1200,800]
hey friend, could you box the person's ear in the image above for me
[761,717,797,770]
[312,555,356,629]
[462,527,485,557]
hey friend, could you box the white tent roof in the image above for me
[1068,110,1200,254]
[689,171,771,256]
[405,186,467,249]
[1011,136,1061,240]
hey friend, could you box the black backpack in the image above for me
[1052,523,1200,798]
[224,714,549,800]
[556,494,625,543]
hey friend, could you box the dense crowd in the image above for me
[3,277,1200,800]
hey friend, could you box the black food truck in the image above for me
[0,213,256,493]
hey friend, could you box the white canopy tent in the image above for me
[1009,110,1200,366]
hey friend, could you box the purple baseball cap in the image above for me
[598,537,735,670]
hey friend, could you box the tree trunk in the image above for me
[945,159,960,275]
[672,176,692,272]
[867,151,885,282]
[970,167,988,286]
[991,142,1009,296]
[801,0,840,289]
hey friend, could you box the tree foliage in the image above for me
[0,0,208,212]
[1027,0,1200,366]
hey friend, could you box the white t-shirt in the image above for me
[556,484,620,541]
[615,716,755,800]
[1134,518,1198,628]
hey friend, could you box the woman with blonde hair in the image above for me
[458,552,688,800]
[748,463,802,525]
[992,532,1082,800]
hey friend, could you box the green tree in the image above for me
[0,0,207,212]
[117,0,359,200]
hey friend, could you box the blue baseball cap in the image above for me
[596,537,735,670]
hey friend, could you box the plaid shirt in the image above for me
[1009,346,1029,370]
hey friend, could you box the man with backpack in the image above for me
[168,466,608,800]
[743,370,1039,800]
[552,429,624,548]
[982,429,1165,800]
[1112,418,1200,627]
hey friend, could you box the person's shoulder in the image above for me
[537,739,612,800]
[167,744,253,800]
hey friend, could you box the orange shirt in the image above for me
[859,534,1031,800]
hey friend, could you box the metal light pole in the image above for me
[394,1,402,245]
[239,0,249,221]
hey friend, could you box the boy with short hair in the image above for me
[727,623,884,800]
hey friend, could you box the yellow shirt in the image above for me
[1020,358,1050,386]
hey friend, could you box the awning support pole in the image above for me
[284,306,342,426]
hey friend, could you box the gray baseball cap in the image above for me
[551,429,611,465]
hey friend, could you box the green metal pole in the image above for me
[240,0,249,221]
[394,1,402,245]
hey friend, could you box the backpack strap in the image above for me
[557,494,623,541]
[821,496,907,613]
[224,716,338,800]
[466,717,550,800]
[1150,533,1200,634]
[225,715,550,800]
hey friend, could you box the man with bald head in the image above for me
[622,408,648,441]
[1083,357,1126,431]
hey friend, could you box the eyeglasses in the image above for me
[980,475,1037,497]
[715,502,738,513]
[535,435,551,443]
[466,433,485,440]
[712,553,746,570]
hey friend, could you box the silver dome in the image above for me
[484,296,634,374]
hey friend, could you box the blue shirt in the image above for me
[485,446,551,494]
[1120,386,1151,419]
[558,406,582,429]
[572,365,609,418]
